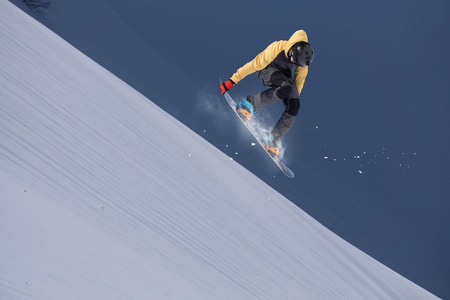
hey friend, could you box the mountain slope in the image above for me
[0,2,438,299]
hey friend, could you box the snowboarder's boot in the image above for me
[262,134,280,157]
[236,99,255,123]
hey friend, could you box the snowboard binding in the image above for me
[236,99,255,122]
[262,135,280,157]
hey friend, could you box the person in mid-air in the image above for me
[219,30,314,157]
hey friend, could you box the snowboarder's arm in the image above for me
[293,66,308,96]
[230,41,285,84]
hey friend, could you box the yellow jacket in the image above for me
[230,30,309,95]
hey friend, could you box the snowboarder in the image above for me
[219,30,314,157]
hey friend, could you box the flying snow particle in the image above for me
[251,143,256,146]
[358,170,363,174]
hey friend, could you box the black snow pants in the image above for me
[248,66,300,143]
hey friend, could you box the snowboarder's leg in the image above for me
[248,66,300,144]
[247,67,298,111]
[271,97,300,141]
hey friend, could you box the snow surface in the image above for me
[0,2,439,299]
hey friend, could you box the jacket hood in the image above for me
[284,30,309,57]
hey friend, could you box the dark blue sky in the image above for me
[14,0,450,297]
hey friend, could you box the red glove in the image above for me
[219,79,235,94]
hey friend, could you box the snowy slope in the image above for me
[0,2,439,299]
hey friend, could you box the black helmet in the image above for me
[291,41,314,67]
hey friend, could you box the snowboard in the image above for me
[223,91,295,178]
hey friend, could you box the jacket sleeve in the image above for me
[230,40,285,84]
[294,66,308,96]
